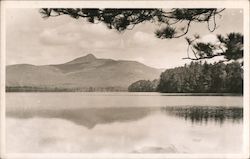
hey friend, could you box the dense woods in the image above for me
[129,61,243,94]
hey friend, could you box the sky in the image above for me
[6,9,243,69]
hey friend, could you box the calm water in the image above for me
[6,93,243,153]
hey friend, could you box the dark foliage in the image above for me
[40,8,223,37]
[39,8,243,61]
[157,61,243,93]
[128,79,159,92]
[184,32,243,61]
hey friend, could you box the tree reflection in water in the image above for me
[160,106,243,125]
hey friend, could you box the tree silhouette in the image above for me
[39,8,243,61]
[40,8,223,37]
[184,32,243,61]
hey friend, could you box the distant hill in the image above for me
[6,54,162,91]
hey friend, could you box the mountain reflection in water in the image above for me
[7,106,242,129]
[7,107,156,129]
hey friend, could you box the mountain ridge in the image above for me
[6,54,163,91]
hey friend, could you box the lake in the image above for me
[6,92,243,153]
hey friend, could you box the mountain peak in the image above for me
[84,54,96,59]
[66,54,97,64]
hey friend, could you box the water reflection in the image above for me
[161,106,243,125]
[7,106,242,129]
[7,107,156,129]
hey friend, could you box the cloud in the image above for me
[39,21,123,49]
[79,39,124,49]
[199,34,218,43]
[39,29,82,45]
[130,31,157,47]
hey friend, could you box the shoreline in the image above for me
[5,91,243,96]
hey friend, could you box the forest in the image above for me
[128,61,243,94]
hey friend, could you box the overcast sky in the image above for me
[6,9,243,69]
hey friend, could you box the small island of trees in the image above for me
[128,79,159,92]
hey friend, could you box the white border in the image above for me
[243,2,250,158]
[0,0,249,8]
[0,1,249,159]
[0,1,6,159]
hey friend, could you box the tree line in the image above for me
[128,61,243,94]
[6,86,127,92]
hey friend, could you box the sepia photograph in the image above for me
[0,1,249,158]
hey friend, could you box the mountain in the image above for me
[6,54,163,91]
